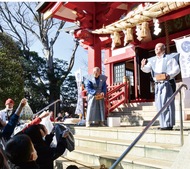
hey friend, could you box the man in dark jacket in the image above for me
[85,67,107,127]
[24,124,68,169]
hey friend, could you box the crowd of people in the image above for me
[0,66,109,168]
[50,111,73,122]
[0,98,79,169]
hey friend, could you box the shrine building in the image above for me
[36,2,190,109]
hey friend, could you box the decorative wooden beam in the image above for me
[91,2,190,35]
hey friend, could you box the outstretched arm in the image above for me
[22,111,50,132]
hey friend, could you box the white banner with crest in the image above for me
[174,36,190,109]
[74,69,83,116]
[174,37,190,78]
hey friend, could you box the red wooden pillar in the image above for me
[104,48,113,86]
[133,55,138,100]
[87,35,102,74]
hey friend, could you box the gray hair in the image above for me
[93,67,100,72]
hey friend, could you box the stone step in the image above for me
[61,125,190,169]
[114,102,155,112]
[60,97,190,169]
[73,126,189,145]
[109,111,159,126]
[74,135,180,162]
[65,146,173,169]
[175,120,190,127]
[110,110,157,116]
[111,109,189,121]
[117,104,188,112]
[110,103,190,124]
[142,106,190,112]
[55,156,100,169]
[122,102,155,107]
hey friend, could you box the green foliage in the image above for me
[61,75,78,114]
[0,33,24,108]
[20,51,49,112]
[20,51,77,113]
[0,2,79,114]
[0,34,78,113]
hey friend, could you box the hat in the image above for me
[5,98,14,105]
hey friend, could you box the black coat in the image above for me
[34,134,67,169]
[9,161,39,169]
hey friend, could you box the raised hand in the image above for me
[20,98,27,107]
[141,58,147,68]
[16,98,27,116]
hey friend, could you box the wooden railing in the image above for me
[106,80,129,115]
[82,76,129,117]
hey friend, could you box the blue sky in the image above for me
[31,22,88,77]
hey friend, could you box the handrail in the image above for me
[109,98,125,111]
[109,91,125,102]
[110,83,187,169]
[34,99,61,116]
[106,82,128,114]
[107,83,126,95]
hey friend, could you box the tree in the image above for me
[61,75,78,115]
[0,33,24,108]
[22,50,77,113]
[0,2,79,112]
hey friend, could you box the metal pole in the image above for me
[179,90,184,145]
[35,99,61,116]
[54,101,57,125]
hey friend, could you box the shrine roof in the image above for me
[36,2,190,32]
[36,2,190,50]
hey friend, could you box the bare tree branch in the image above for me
[0,2,81,109]
[61,39,80,82]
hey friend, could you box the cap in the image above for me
[5,98,14,105]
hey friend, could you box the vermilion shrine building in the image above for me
[37,2,190,109]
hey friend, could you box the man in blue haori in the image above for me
[85,67,107,127]
[141,43,180,130]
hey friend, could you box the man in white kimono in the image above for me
[85,67,107,127]
[141,43,180,130]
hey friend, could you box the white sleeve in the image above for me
[0,111,3,119]
[167,58,180,79]
[0,110,6,122]
[0,111,4,121]
[141,62,152,73]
